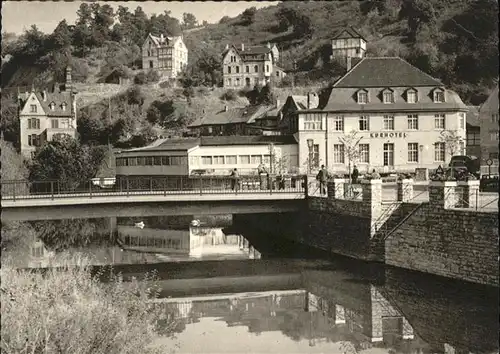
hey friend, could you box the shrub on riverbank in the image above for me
[1,256,172,354]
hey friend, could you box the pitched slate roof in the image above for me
[23,90,74,118]
[222,44,275,61]
[333,57,443,88]
[332,27,367,41]
[189,105,274,127]
[466,106,480,127]
[290,96,309,110]
[148,33,179,47]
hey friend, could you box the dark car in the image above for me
[449,155,481,179]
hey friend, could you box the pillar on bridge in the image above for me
[397,178,414,202]
[429,181,458,209]
[362,179,383,238]
[457,180,480,209]
[327,178,346,199]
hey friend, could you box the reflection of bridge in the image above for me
[1,177,306,221]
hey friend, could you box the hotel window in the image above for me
[434,142,445,162]
[433,90,445,103]
[240,155,251,164]
[28,118,40,129]
[266,65,269,72]
[161,156,170,165]
[251,155,262,164]
[29,134,39,147]
[226,155,237,164]
[236,66,240,74]
[172,156,187,165]
[357,91,368,104]
[145,156,153,166]
[304,113,322,130]
[467,132,480,146]
[254,65,259,73]
[137,157,145,165]
[51,119,59,129]
[246,66,249,73]
[213,156,224,164]
[263,155,270,164]
[359,116,369,131]
[201,156,213,165]
[227,66,232,74]
[30,104,37,113]
[153,157,162,165]
[492,113,499,123]
[383,115,394,130]
[407,114,419,130]
[359,144,369,163]
[383,91,394,104]
[490,131,499,141]
[383,143,394,166]
[333,144,345,164]
[434,114,445,129]
[459,113,465,129]
[236,78,240,86]
[407,90,417,103]
[128,157,137,166]
[333,116,344,131]
[408,143,419,163]
[227,78,232,86]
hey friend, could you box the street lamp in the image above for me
[307,139,314,175]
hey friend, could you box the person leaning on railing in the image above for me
[230,168,240,191]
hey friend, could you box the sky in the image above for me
[2,1,280,35]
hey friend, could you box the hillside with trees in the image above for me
[1,0,498,154]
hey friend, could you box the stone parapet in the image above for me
[397,179,414,202]
[327,178,346,199]
[361,179,382,204]
[429,181,458,209]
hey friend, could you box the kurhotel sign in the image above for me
[370,132,408,138]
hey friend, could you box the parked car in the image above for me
[449,155,481,179]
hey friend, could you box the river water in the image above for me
[2,214,498,354]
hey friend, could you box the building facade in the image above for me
[222,43,285,89]
[465,106,481,158]
[142,33,188,79]
[330,27,367,62]
[280,57,468,175]
[18,67,78,158]
[115,136,299,177]
[479,85,499,164]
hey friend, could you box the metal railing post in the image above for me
[200,176,203,196]
[164,177,167,196]
[180,176,183,192]
[51,181,54,200]
[13,182,16,202]
[89,180,92,198]
[476,188,478,211]
[57,180,60,195]
[126,177,130,197]
[150,177,153,192]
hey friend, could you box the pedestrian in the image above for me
[230,168,239,191]
[277,171,285,190]
[316,165,329,195]
[371,169,381,179]
[257,163,268,190]
[352,165,359,184]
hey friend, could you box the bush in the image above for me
[134,72,147,85]
[1,256,170,353]
[220,89,238,101]
[146,70,160,83]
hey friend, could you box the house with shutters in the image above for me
[18,67,78,158]
[142,33,188,79]
[221,43,286,89]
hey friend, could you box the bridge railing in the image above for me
[1,175,307,200]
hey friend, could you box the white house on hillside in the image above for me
[142,33,188,79]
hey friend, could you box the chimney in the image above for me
[225,44,229,50]
[275,99,280,108]
[65,67,72,92]
[42,90,47,102]
[307,92,319,109]
[224,105,228,112]
[346,56,352,72]
[160,33,164,42]
[241,43,245,51]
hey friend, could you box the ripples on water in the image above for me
[2,214,498,354]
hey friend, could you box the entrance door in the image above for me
[383,143,394,168]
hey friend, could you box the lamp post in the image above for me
[307,139,314,175]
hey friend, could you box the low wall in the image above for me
[385,203,499,287]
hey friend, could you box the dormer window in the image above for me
[406,89,418,103]
[382,88,394,104]
[433,88,445,103]
[49,102,56,111]
[61,103,67,111]
[357,89,368,104]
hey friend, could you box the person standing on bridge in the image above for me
[352,165,359,184]
[316,165,329,195]
[257,163,268,190]
[230,168,240,191]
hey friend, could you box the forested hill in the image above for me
[1,0,498,105]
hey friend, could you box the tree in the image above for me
[182,13,198,29]
[275,7,313,38]
[72,3,93,55]
[0,140,28,196]
[28,134,106,188]
[339,130,363,185]
[50,19,72,51]
[0,92,20,147]
[258,83,276,105]
[399,0,437,42]
[439,130,465,162]
[240,7,257,26]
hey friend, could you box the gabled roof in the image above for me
[289,96,309,110]
[332,27,367,42]
[146,33,180,47]
[466,105,480,127]
[333,57,443,88]
[222,44,275,61]
[21,90,74,118]
[188,105,274,127]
